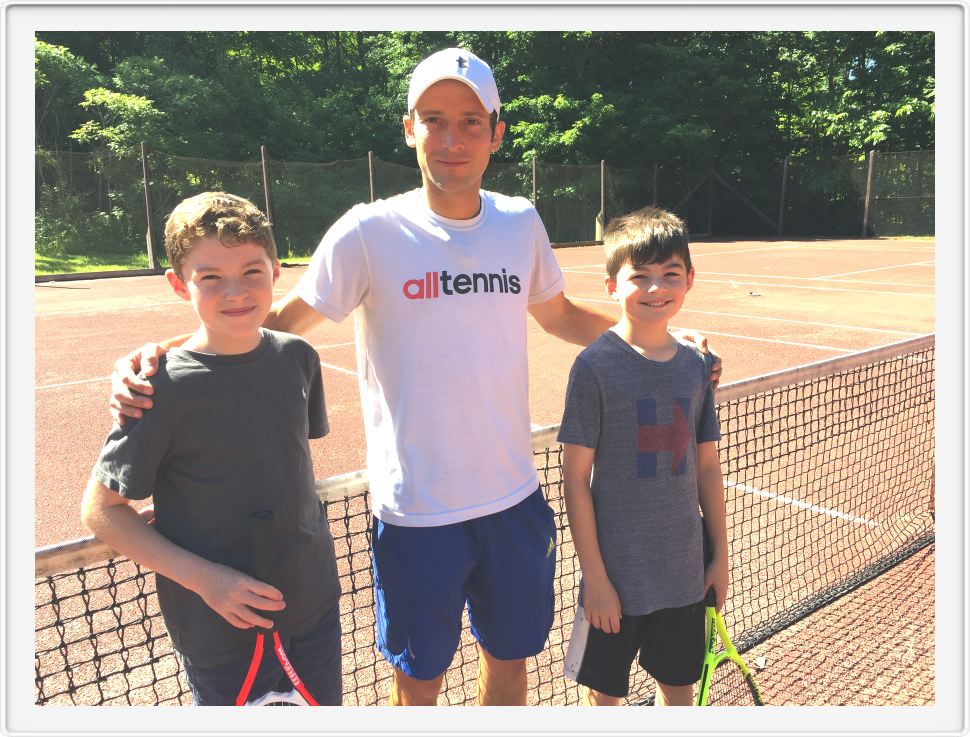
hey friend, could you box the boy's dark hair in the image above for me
[164,191,277,278]
[603,207,691,280]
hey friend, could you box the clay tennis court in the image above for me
[34,236,934,546]
[34,236,935,706]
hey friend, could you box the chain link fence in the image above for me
[36,148,934,267]
[36,149,148,257]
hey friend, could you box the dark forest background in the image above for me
[35,31,935,265]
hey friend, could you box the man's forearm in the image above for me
[543,299,615,347]
[263,291,325,337]
[566,302,615,346]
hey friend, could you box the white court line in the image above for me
[37,299,187,318]
[565,270,932,296]
[814,261,935,279]
[699,271,931,289]
[36,288,292,318]
[37,376,110,390]
[698,277,931,298]
[725,480,878,527]
[691,243,803,257]
[574,298,892,350]
[312,341,355,350]
[675,329,854,353]
[677,308,920,336]
[568,267,931,289]
[320,361,357,377]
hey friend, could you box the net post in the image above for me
[140,141,160,270]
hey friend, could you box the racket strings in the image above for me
[708,659,761,705]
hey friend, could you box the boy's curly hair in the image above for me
[164,191,276,278]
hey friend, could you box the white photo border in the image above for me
[4,2,965,735]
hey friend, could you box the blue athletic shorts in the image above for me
[180,602,343,706]
[371,486,557,680]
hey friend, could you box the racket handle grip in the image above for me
[248,509,277,588]
[704,586,717,607]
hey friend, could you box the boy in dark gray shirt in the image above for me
[558,207,729,706]
[81,192,341,705]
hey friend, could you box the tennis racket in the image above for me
[695,587,763,706]
[235,510,319,706]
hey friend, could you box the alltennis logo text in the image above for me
[402,269,522,300]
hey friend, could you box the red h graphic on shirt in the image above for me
[636,398,690,477]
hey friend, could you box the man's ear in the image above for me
[272,259,281,284]
[166,269,190,301]
[403,114,417,149]
[489,119,506,152]
[686,267,695,291]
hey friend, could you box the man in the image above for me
[111,48,721,706]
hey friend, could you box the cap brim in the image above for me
[409,77,499,118]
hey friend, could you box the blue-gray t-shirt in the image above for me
[93,329,340,667]
[557,330,720,615]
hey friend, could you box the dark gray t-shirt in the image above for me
[557,330,720,616]
[94,329,340,667]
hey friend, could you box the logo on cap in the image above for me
[457,55,468,69]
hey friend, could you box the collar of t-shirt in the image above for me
[417,190,488,230]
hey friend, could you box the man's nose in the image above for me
[441,125,462,149]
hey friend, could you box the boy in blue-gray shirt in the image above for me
[559,207,729,706]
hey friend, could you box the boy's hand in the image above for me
[109,343,168,425]
[583,575,622,634]
[671,329,723,389]
[704,556,730,612]
[195,562,286,630]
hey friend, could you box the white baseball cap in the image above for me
[407,48,501,119]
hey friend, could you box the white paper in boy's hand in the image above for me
[562,603,588,682]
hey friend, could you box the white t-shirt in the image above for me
[297,189,566,526]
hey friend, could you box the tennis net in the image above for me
[35,335,935,705]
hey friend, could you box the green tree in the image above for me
[35,40,104,151]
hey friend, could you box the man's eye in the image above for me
[201,275,220,281]
[246,269,263,276]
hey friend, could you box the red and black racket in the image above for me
[235,510,319,706]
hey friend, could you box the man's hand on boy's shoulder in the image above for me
[109,337,191,425]
[670,328,723,389]
[583,574,622,634]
